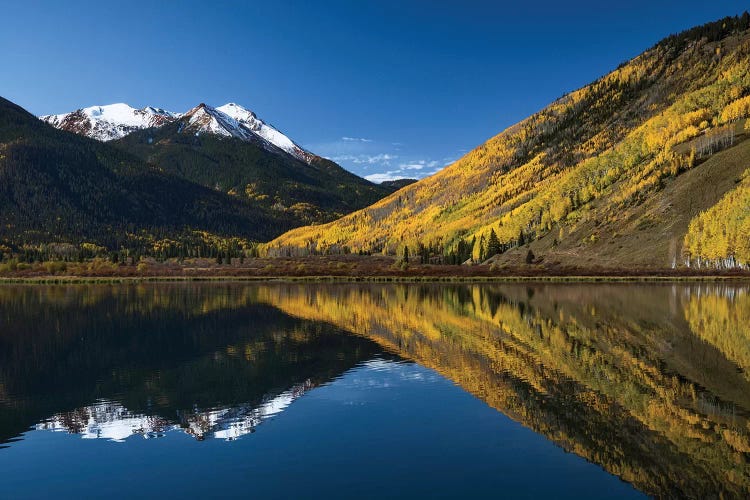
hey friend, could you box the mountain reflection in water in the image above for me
[0,282,748,498]
[0,285,388,446]
[36,379,313,442]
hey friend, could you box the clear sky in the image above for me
[3,1,748,181]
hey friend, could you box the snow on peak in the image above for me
[182,103,255,141]
[40,103,180,141]
[216,102,312,163]
[40,101,315,163]
[35,380,315,443]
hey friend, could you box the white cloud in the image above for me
[365,158,450,183]
[365,171,410,183]
[310,136,460,184]
[330,153,397,165]
[400,160,439,170]
[341,136,373,142]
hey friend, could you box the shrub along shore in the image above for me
[0,255,747,283]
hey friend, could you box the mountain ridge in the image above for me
[0,95,296,253]
[266,13,750,270]
[41,100,314,164]
[38,100,395,227]
[40,103,178,141]
[113,113,393,224]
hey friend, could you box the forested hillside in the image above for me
[115,120,393,224]
[684,168,750,267]
[267,14,750,270]
[0,97,295,259]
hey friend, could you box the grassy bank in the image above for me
[1,275,749,285]
[0,255,748,284]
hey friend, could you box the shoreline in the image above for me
[1,274,750,284]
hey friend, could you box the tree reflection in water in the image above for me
[0,282,748,498]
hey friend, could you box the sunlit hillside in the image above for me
[267,15,750,269]
[684,169,750,266]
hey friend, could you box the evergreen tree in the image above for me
[486,229,501,258]
[418,243,427,264]
[526,249,535,264]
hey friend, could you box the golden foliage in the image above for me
[266,31,750,267]
[721,95,750,123]
[684,170,750,266]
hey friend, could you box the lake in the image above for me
[0,282,748,498]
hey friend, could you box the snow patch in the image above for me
[41,101,315,164]
[40,103,180,141]
[217,102,312,163]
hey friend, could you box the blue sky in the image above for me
[3,1,748,182]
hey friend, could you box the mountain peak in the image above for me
[40,100,315,164]
[217,102,257,120]
[40,103,179,141]
[182,102,255,141]
[216,103,312,163]
[183,102,210,116]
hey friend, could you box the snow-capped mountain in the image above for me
[36,379,315,443]
[40,103,179,141]
[41,101,314,163]
[217,103,314,163]
[181,103,255,141]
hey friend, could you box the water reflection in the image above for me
[0,282,749,498]
[0,284,387,446]
[37,379,313,442]
[254,282,750,498]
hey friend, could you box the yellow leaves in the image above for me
[685,289,750,380]
[720,60,750,85]
[666,125,701,150]
[720,95,750,123]
[80,242,106,254]
[722,429,750,454]
[245,182,270,202]
[644,108,710,152]
[684,170,750,265]
[269,37,750,258]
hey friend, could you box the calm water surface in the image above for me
[0,282,749,498]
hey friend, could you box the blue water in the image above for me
[2,282,749,498]
[0,359,640,499]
